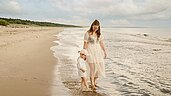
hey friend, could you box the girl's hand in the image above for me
[80,69,85,73]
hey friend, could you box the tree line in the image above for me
[0,17,80,27]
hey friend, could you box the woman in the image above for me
[83,19,107,90]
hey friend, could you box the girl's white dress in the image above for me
[77,57,88,77]
[84,31,105,77]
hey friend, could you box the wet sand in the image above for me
[0,27,63,96]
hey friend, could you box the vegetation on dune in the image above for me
[0,19,10,26]
[0,17,80,27]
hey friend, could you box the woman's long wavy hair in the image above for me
[88,19,101,40]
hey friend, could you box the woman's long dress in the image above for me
[84,31,105,77]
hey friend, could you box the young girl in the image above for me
[77,49,91,91]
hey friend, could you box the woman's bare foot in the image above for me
[89,84,97,90]
[91,85,97,90]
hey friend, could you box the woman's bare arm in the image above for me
[83,41,88,49]
[100,40,107,58]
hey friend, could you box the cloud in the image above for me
[50,0,171,20]
[0,0,21,14]
[127,0,171,20]
[0,0,171,27]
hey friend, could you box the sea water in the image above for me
[51,27,171,96]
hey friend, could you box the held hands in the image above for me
[80,68,85,73]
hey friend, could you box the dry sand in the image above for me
[0,27,63,96]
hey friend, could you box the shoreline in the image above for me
[0,27,63,96]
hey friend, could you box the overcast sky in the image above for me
[0,0,171,27]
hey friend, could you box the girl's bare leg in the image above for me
[82,77,89,89]
[81,78,84,89]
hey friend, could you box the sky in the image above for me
[0,0,171,27]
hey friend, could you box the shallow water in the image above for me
[51,28,171,96]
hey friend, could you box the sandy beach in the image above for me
[1,27,171,96]
[0,27,63,96]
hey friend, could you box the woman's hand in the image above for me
[100,40,107,59]
[104,52,107,59]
